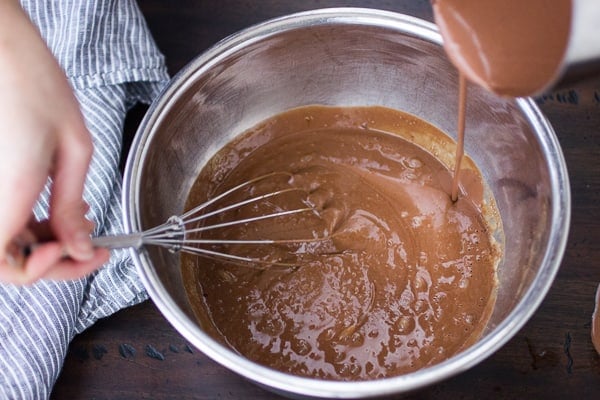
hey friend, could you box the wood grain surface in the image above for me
[51,1,600,399]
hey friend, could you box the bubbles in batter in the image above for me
[181,105,501,380]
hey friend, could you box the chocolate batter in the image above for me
[181,106,501,380]
[433,0,572,97]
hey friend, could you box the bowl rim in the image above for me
[122,7,571,398]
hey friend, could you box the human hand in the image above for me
[0,1,109,284]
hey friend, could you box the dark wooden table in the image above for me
[51,1,600,399]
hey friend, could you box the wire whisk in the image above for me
[88,172,331,267]
[6,172,334,268]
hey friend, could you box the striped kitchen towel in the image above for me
[0,1,169,398]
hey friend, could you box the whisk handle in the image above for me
[91,233,144,250]
[4,232,145,269]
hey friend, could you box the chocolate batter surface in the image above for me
[181,106,501,380]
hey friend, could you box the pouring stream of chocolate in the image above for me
[451,73,466,202]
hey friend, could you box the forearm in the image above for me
[0,0,33,47]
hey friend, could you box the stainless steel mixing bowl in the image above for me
[122,8,570,399]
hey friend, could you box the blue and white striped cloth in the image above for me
[0,1,169,398]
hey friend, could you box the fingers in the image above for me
[39,247,110,282]
[49,118,95,262]
[0,242,109,285]
[0,241,64,284]
[0,219,109,285]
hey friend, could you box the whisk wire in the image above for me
[184,207,316,234]
[180,171,294,221]
[184,187,307,226]
[178,246,300,268]
[93,172,330,267]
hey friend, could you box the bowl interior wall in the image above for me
[136,23,553,338]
